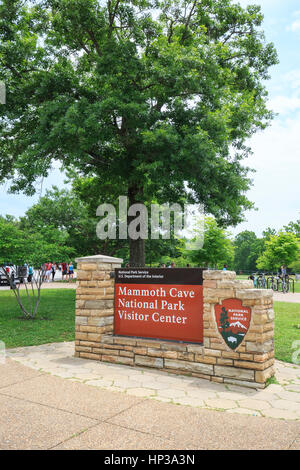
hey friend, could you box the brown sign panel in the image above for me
[114,268,204,344]
[215,298,251,350]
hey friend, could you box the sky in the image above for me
[0,0,300,238]
[230,0,300,236]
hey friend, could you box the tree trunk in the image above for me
[129,237,145,267]
[128,185,145,267]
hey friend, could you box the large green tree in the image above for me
[284,219,300,239]
[20,186,105,257]
[233,230,263,273]
[0,0,278,265]
[256,232,300,272]
[187,216,234,268]
[0,215,73,266]
[282,218,300,272]
[0,215,74,319]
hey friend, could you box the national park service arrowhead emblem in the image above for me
[215,298,251,350]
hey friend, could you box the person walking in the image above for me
[280,265,288,292]
[51,263,57,282]
[61,262,68,281]
[281,265,287,278]
[27,265,34,283]
[46,262,52,282]
[68,261,74,282]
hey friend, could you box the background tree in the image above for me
[282,217,300,273]
[284,218,300,239]
[0,215,74,266]
[187,217,234,268]
[0,216,74,318]
[256,232,300,272]
[262,227,277,240]
[0,0,278,265]
[20,186,105,257]
[233,230,263,273]
[289,259,300,273]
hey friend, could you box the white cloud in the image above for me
[287,19,300,32]
[282,69,300,90]
[286,7,300,31]
[269,95,300,114]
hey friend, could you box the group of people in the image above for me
[159,262,189,268]
[42,261,75,282]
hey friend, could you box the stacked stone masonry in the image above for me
[75,255,275,389]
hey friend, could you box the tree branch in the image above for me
[168,19,174,44]
[87,151,111,167]
[0,58,22,79]
[181,0,197,45]
[86,30,102,57]
[109,0,121,34]
[221,28,252,44]
[78,40,91,55]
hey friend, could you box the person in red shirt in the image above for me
[46,262,52,282]
[62,262,67,281]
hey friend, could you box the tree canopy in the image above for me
[0,215,74,266]
[256,232,300,272]
[20,186,103,256]
[0,0,278,264]
[187,216,233,268]
[233,230,263,273]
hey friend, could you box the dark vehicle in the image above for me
[17,265,28,283]
[0,264,25,286]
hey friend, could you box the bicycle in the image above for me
[267,274,278,291]
[257,273,266,289]
[281,275,289,293]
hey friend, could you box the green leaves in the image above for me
[256,232,300,272]
[186,216,234,268]
[234,230,263,273]
[0,215,74,266]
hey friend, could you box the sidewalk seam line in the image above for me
[0,390,148,424]
[0,372,45,390]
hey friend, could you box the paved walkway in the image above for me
[1,341,300,450]
[273,292,300,303]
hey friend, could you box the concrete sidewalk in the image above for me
[273,292,300,303]
[1,342,300,450]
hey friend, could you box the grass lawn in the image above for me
[274,301,300,364]
[0,288,75,349]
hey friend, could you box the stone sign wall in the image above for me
[75,255,275,389]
